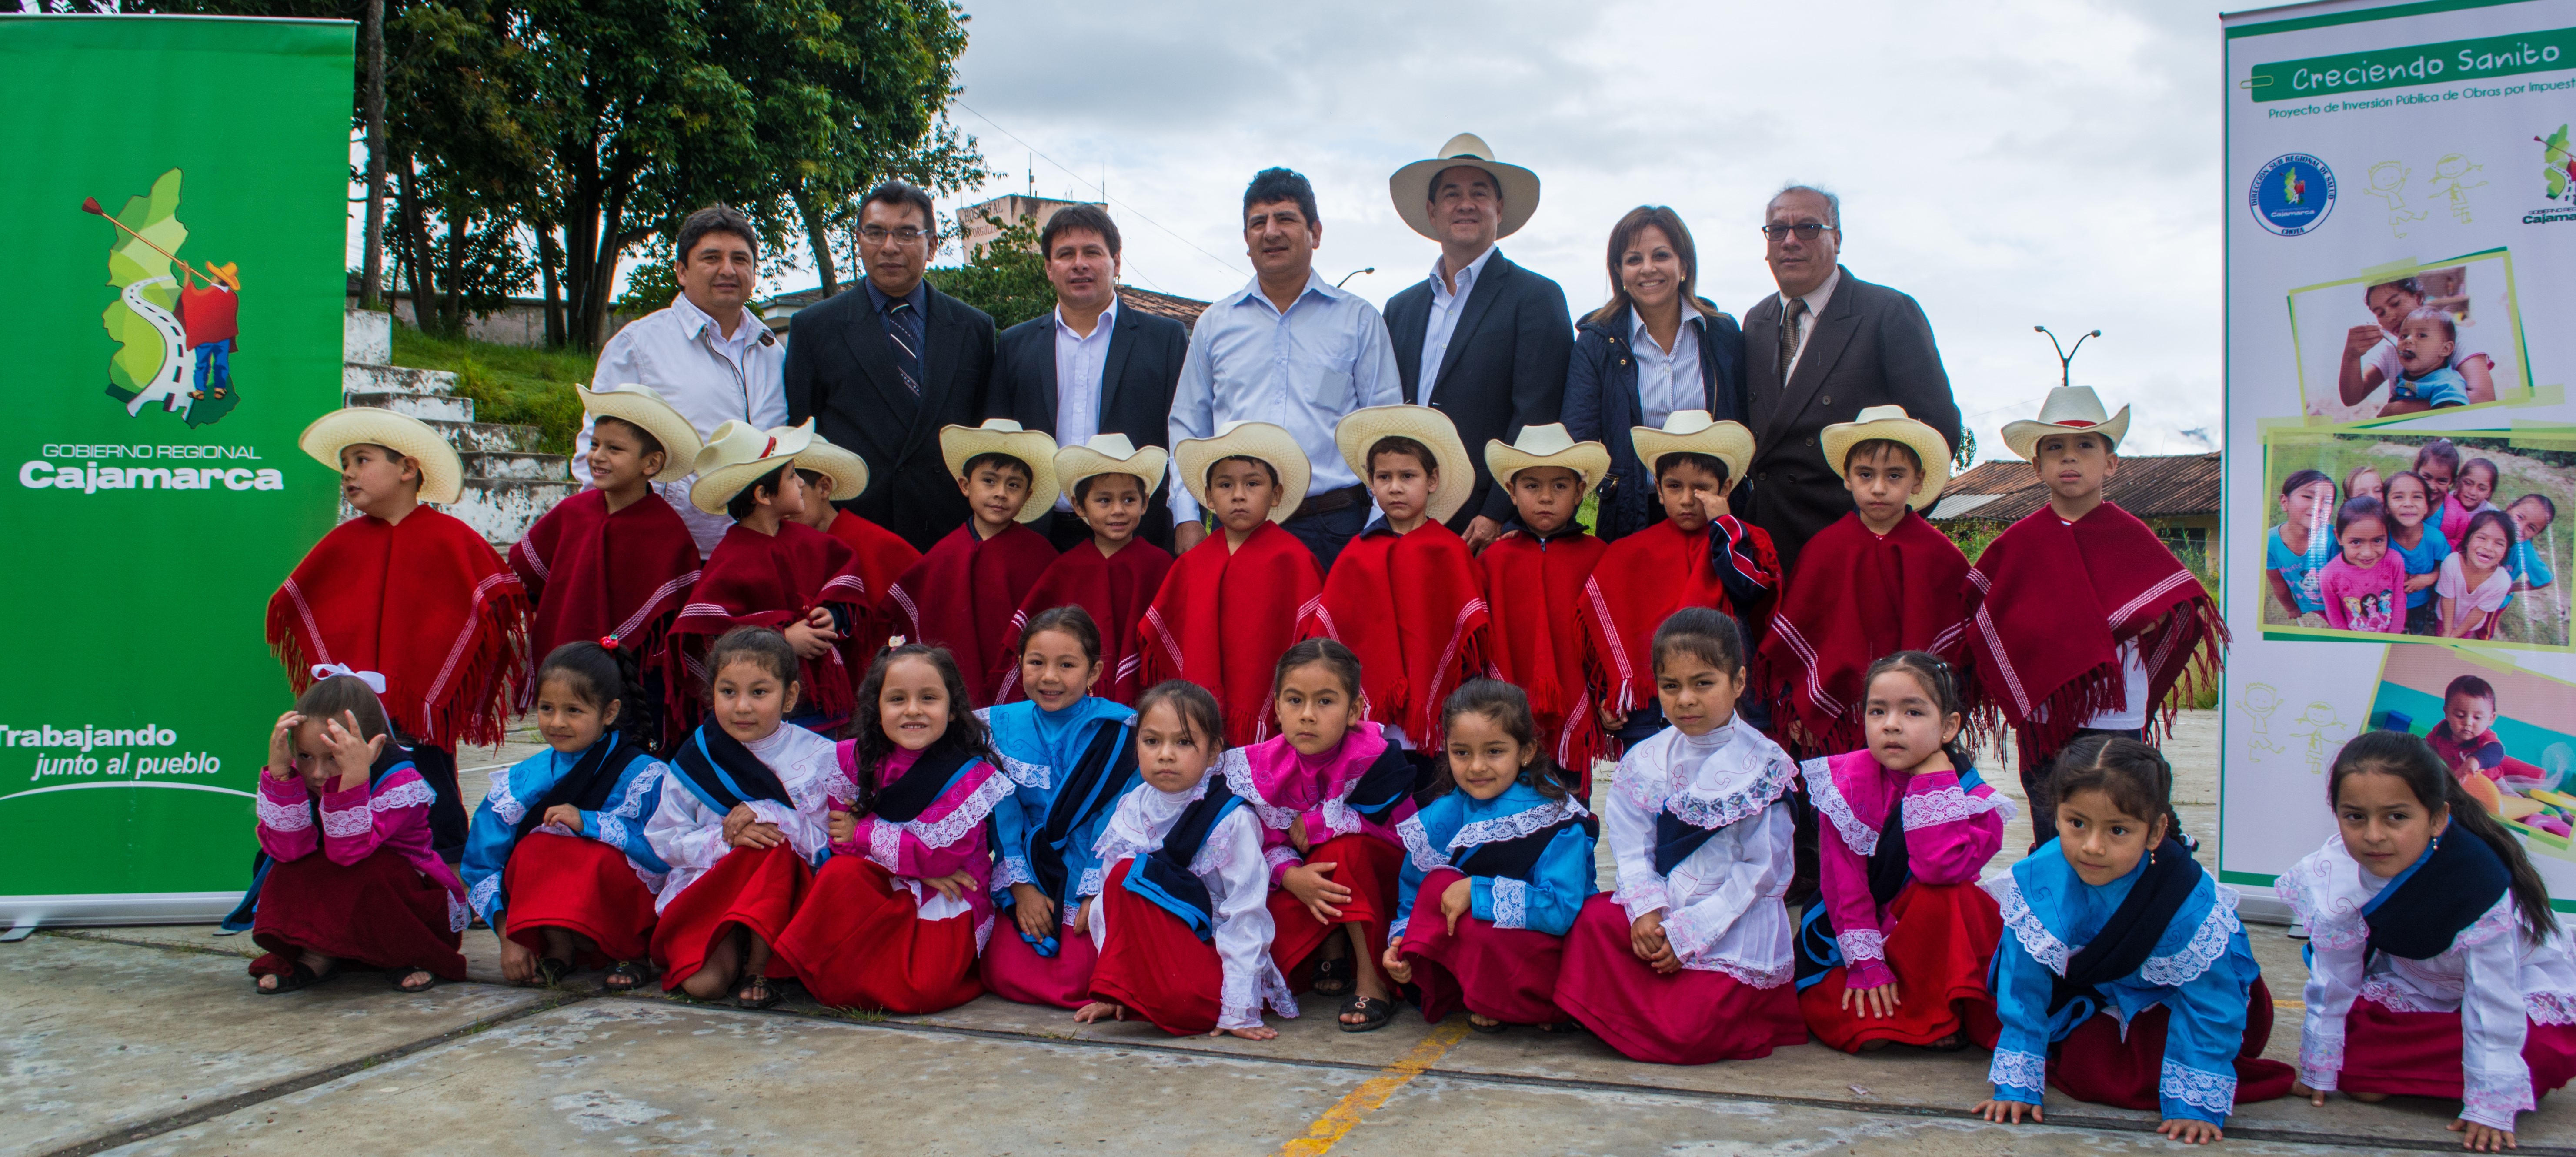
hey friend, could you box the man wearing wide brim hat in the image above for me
[1817,404,1954,511]
[1998,385,2130,461]
[688,418,817,515]
[938,418,1061,523]
[1173,420,1312,527]
[1333,404,1475,526]
[1382,133,1574,549]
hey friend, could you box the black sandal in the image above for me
[1311,956,1355,997]
[1338,995,1394,1033]
[602,960,651,993]
[392,969,439,993]
[535,957,572,987]
[736,975,783,1010]
[257,961,328,995]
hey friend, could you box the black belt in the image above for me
[1287,484,1367,522]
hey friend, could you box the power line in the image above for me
[952,100,1248,281]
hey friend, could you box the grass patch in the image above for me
[390,325,592,456]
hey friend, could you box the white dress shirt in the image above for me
[1629,307,1705,429]
[578,294,787,556]
[1051,300,1118,512]
[1415,245,1497,409]
[1778,267,1844,383]
[1167,271,1403,521]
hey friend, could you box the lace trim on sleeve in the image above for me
[1264,844,1302,873]
[996,753,1051,790]
[993,857,1033,889]
[1317,795,1364,839]
[1490,877,1530,930]
[1612,877,1670,918]
[868,816,903,869]
[2529,991,2576,1026]
[1802,757,1876,855]
[1900,784,2015,830]
[1450,797,1589,853]
[371,778,437,812]
[1989,1048,2048,1097]
[1075,866,1104,900]
[595,815,632,852]
[2278,844,2368,950]
[606,764,664,820]
[2299,1024,2345,1090]
[2359,976,2438,1013]
[975,914,995,954]
[257,795,312,833]
[2462,1063,2535,1131]
[320,806,373,838]
[2160,1057,2237,1117]
[1987,875,2072,976]
[467,873,502,922]
[1397,813,1448,873]
[2138,887,2239,989]
[485,769,525,826]
[897,772,1015,851]
[447,892,470,933]
[1837,928,1887,964]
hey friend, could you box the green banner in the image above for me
[2251,23,2576,99]
[0,15,352,916]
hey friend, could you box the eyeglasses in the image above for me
[1759,222,1836,240]
[859,226,929,246]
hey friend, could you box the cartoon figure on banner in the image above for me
[2428,154,2486,224]
[78,168,242,428]
[2239,682,2286,757]
[2364,160,2427,238]
[2289,700,2350,774]
[2539,125,2576,204]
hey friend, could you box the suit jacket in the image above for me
[1384,250,1574,528]
[1738,266,1961,574]
[987,303,1189,550]
[784,280,997,552]
[1559,304,1747,541]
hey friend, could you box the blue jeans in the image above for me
[193,338,233,395]
[1283,498,1369,574]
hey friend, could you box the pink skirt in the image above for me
[2338,994,2576,1104]
[1552,893,1809,1064]
[981,910,1101,1010]
[1397,869,1570,1026]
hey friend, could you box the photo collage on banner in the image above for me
[2225,0,2576,906]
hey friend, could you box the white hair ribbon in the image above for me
[310,663,389,694]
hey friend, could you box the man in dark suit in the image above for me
[1381,134,1572,549]
[784,180,997,552]
[986,204,1188,551]
[1738,184,1962,575]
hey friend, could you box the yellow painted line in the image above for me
[1279,1020,1473,1156]
[2276,998,2306,1011]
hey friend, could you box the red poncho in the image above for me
[667,522,870,733]
[819,510,923,655]
[1959,501,2224,754]
[883,522,1059,709]
[507,488,701,665]
[996,539,1175,706]
[1481,527,1609,777]
[266,508,528,749]
[1298,522,1489,749]
[1136,522,1325,747]
[1756,510,1969,757]
[1578,515,1779,728]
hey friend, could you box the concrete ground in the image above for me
[13,711,2565,1156]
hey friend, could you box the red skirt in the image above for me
[649,843,812,992]
[1553,893,1809,1064]
[2336,994,2576,1104]
[771,856,984,1014]
[1267,833,1402,984]
[1397,868,1570,1026]
[2050,978,2298,1110]
[981,910,1101,1010]
[501,832,658,966]
[1089,859,1228,1036]
[1799,881,2004,1052]
[250,847,468,982]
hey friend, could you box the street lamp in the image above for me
[2035,325,2102,387]
[1335,267,1375,289]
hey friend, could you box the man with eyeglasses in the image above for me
[785,180,999,551]
[1738,184,1962,575]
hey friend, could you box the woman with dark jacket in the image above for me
[1561,206,1747,542]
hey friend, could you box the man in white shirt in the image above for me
[578,204,784,556]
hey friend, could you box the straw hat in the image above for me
[1173,420,1311,524]
[579,382,703,478]
[791,434,870,502]
[1389,133,1542,241]
[939,418,1060,522]
[687,419,814,514]
[299,407,463,505]
[2000,386,2131,461]
[1485,423,1611,497]
[1819,405,1954,510]
[1054,433,1168,500]
[1333,405,1475,525]
[1630,410,1755,494]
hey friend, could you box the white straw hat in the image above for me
[1173,420,1311,524]
[939,418,1060,522]
[1054,432,1169,500]
[579,382,703,478]
[1484,423,1612,497]
[687,419,815,514]
[1629,410,1756,494]
[2000,386,2132,461]
[1819,405,1953,510]
[1333,405,1475,525]
[299,408,463,505]
[1389,133,1542,241]
[791,434,870,502]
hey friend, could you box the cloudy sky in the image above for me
[914,0,2250,464]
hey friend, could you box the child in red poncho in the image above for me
[1757,406,1966,759]
[1138,420,1327,746]
[1478,425,1613,787]
[267,409,528,859]
[884,419,1062,708]
[1299,405,1488,752]
[786,435,921,656]
[996,434,1174,706]
[1578,411,1779,756]
[1961,388,2225,844]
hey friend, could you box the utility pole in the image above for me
[360,0,387,310]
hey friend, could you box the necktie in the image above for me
[886,299,924,396]
[1778,297,1807,385]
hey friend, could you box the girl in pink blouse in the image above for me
[772,644,1011,1014]
[2319,497,2405,634]
[1795,651,2013,1052]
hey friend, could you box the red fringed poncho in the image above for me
[1481,526,1609,779]
[508,488,701,663]
[996,539,1175,706]
[1298,521,1489,750]
[820,510,922,655]
[1755,510,1969,757]
[266,508,529,749]
[1577,515,1779,731]
[666,522,871,733]
[1958,502,2225,756]
[1136,522,1325,748]
[883,522,1059,709]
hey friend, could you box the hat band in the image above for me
[2055,418,2096,429]
[760,436,777,459]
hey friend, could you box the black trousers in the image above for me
[1282,495,1369,574]
[400,741,470,862]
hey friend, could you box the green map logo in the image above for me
[80,169,243,428]
[2543,124,2576,203]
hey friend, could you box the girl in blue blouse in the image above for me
[1382,679,1597,1032]
[1975,735,2293,1144]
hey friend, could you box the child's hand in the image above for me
[2157,1119,2223,1145]
[731,820,786,849]
[784,618,839,659]
[1070,897,1092,937]
[1629,911,1678,973]
[1440,877,1475,934]
[1842,978,1903,1020]
[826,809,856,846]
[2452,1118,2516,1152]
[1697,489,1730,523]
[267,710,304,778]
[1074,1000,1123,1024]
[1011,883,1057,939]
[1216,1023,1279,1041]
[722,803,759,846]
[320,710,384,793]
[1283,863,1351,922]
[1380,942,1412,985]
[1288,815,1312,856]
[1970,1099,2042,1125]
[1598,703,1627,732]
[923,870,977,901]
[498,935,538,984]
[541,804,584,832]
[2292,1079,2327,1107]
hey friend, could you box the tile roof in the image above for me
[1929,452,2221,522]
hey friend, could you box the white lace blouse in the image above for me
[1599,721,1799,985]
[1089,776,1299,1031]
[641,723,838,913]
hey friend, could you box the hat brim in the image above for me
[2000,409,2132,462]
[687,423,815,514]
[582,387,704,478]
[1334,405,1475,525]
[941,428,1061,522]
[1390,157,1541,241]
[1484,440,1612,499]
[791,440,871,502]
[1055,444,1169,501]
[1819,418,1954,511]
[1174,423,1311,525]
[1631,421,1756,495]
[300,408,462,505]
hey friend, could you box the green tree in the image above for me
[927,213,1053,331]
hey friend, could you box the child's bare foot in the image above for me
[1074,1001,1125,1024]
[1468,1013,1506,1034]
[393,968,437,993]
[1215,1023,1279,1040]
